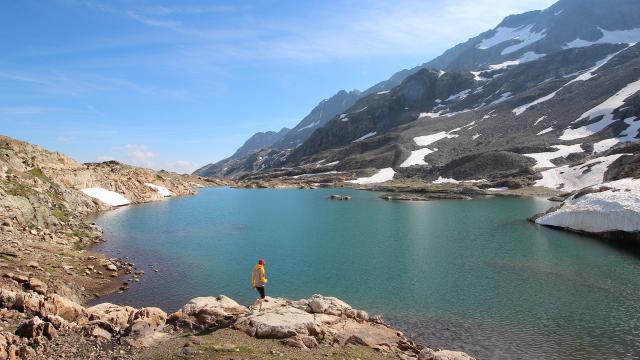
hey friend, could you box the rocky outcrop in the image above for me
[153,294,475,359]
[1,283,475,359]
[167,295,248,331]
[0,288,169,358]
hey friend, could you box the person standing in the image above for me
[252,258,268,310]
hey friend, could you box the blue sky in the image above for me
[1,0,556,173]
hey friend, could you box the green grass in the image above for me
[28,168,47,179]
[5,181,32,198]
[155,174,164,180]
[52,210,70,223]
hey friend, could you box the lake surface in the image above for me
[91,187,640,360]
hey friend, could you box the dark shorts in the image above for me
[256,286,265,299]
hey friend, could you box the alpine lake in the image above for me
[90,187,640,360]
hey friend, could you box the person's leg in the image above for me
[257,287,265,310]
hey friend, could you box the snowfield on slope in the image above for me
[536,178,640,233]
[477,24,547,55]
[348,168,395,185]
[81,188,131,207]
[400,148,435,167]
[144,183,173,197]
[564,27,640,48]
[560,78,640,140]
[513,47,629,116]
[535,154,628,191]
[523,144,584,168]
[414,131,459,147]
[352,132,377,143]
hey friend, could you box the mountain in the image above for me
[229,128,290,160]
[196,0,640,185]
[273,90,362,149]
[427,0,640,71]
[194,89,361,178]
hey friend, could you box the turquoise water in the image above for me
[91,188,640,360]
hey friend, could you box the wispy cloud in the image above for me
[125,10,181,29]
[0,71,46,84]
[123,144,155,168]
[162,160,198,174]
[62,0,557,62]
[0,106,60,115]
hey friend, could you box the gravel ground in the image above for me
[136,328,397,360]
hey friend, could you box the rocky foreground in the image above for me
[0,290,473,360]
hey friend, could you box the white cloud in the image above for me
[97,155,114,162]
[0,106,54,115]
[162,160,198,174]
[56,135,74,144]
[124,144,155,167]
[70,0,558,62]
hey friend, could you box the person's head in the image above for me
[258,259,265,265]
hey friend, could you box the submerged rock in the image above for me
[329,194,352,200]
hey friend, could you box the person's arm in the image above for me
[251,269,256,288]
[260,267,268,284]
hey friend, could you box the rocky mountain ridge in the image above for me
[196,0,640,185]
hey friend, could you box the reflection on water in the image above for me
[92,188,640,360]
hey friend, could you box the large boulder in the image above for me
[15,316,57,340]
[294,294,352,316]
[86,303,136,333]
[42,294,87,322]
[234,304,318,339]
[169,295,248,331]
[0,289,87,323]
[0,331,35,360]
[129,307,167,330]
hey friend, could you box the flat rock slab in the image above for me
[234,306,317,339]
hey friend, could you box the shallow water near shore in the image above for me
[91,187,640,360]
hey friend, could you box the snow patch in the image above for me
[144,183,173,197]
[348,168,395,185]
[352,132,377,143]
[534,116,547,126]
[400,148,435,168]
[414,131,459,147]
[419,111,444,119]
[537,127,554,135]
[523,144,584,168]
[81,188,131,207]
[487,187,509,191]
[513,48,628,116]
[560,78,640,140]
[296,121,320,132]
[477,25,547,55]
[446,89,471,102]
[592,117,640,152]
[292,171,339,179]
[564,27,640,49]
[433,177,459,184]
[535,178,640,233]
[487,51,545,70]
[376,91,390,95]
[488,92,513,106]
[535,154,627,191]
[472,134,481,140]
